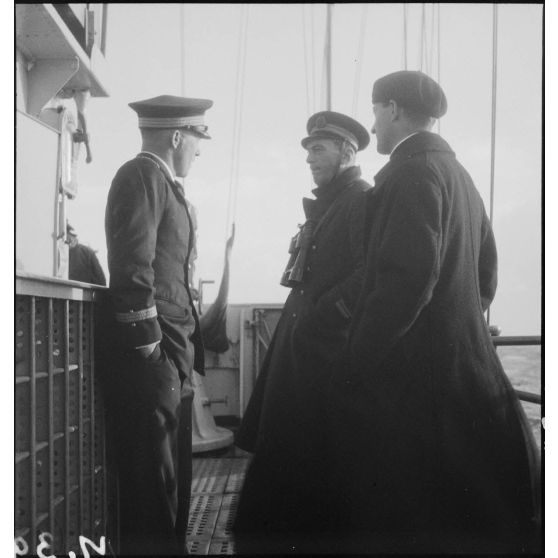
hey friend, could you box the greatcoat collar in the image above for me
[304,165,362,221]
[373,131,454,189]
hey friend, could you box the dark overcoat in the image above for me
[328,132,540,554]
[69,243,106,285]
[103,152,203,555]
[233,166,371,550]
[105,152,204,377]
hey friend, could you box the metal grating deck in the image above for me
[187,457,250,555]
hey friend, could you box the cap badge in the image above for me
[315,116,327,129]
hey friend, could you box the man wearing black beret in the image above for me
[102,95,212,555]
[233,111,371,553]
[327,71,540,553]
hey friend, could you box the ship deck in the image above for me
[188,451,250,555]
[187,344,542,555]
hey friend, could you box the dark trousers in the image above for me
[106,346,193,556]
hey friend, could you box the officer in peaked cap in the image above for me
[301,110,370,152]
[103,93,213,555]
[326,69,541,554]
[233,108,371,553]
[299,110,370,188]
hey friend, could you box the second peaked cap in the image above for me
[301,111,370,151]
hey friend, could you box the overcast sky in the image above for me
[64,3,543,335]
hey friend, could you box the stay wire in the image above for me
[429,3,436,76]
[403,4,408,70]
[489,3,498,227]
[324,3,333,110]
[487,4,498,324]
[351,4,368,117]
[310,4,316,113]
[180,4,186,95]
[437,3,441,134]
[302,4,311,116]
[420,3,426,72]
[226,4,249,238]
[225,7,242,236]
[232,5,249,232]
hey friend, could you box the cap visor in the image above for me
[187,130,211,140]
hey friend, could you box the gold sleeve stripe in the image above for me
[335,299,352,320]
[114,306,157,323]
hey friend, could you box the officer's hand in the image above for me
[136,342,159,359]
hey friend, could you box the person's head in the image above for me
[301,111,369,187]
[371,71,447,155]
[66,223,78,248]
[139,127,201,178]
[129,95,213,177]
[304,137,355,187]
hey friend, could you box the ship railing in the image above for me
[492,334,542,405]
[15,272,112,556]
[250,311,543,407]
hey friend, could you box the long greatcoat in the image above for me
[234,166,371,551]
[328,132,540,554]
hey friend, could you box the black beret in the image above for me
[301,111,370,151]
[129,95,213,138]
[372,71,447,118]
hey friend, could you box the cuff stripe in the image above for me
[115,306,157,323]
[335,299,352,320]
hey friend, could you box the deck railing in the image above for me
[493,334,542,405]
[14,278,541,554]
[15,273,110,556]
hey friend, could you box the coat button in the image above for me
[292,313,297,318]
[300,290,304,295]
[131,323,136,327]
[312,245,316,250]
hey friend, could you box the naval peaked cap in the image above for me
[129,95,213,138]
[301,111,370,151]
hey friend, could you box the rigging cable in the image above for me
[351,3,368,117]
[301,5,311,116]
[226,4,249,239]
[324,4,333,110]
[437,3,441,134]
[487,4,499,324]
[429,3,436,77]
[180,4,186,95]
[419,3,424,72]
[403,4,408,70]
[489,3,498,227]
[310,4,316,113]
